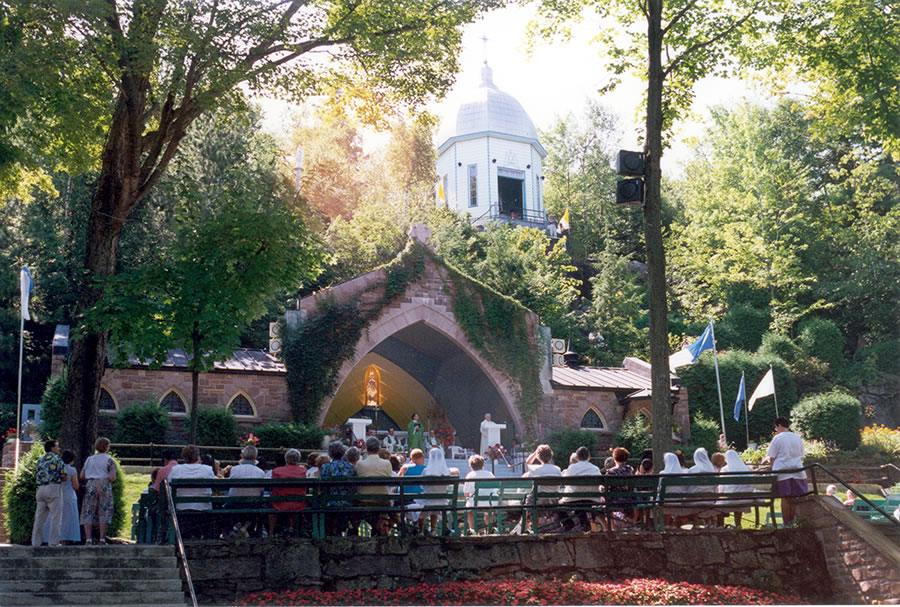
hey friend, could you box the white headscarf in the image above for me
[689,448,716,474]
[660,452,683,475]
[422,447,450,476]
[722,449,749,473]
[719,449,751,495]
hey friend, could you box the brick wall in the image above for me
[796,495,900,603]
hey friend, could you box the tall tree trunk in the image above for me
[645,0,674,462]
[189,327,201,445]
[60,97,142,465]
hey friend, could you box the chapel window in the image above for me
[160,391,186,414]
[580,409,604,429]
[98,388,117,411]
[228,394,255,417]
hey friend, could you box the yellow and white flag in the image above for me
[558,208,570,233]
[436,181,446,204]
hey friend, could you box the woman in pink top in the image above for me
[268,449,307,537]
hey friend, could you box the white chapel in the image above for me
[436,62,550,231]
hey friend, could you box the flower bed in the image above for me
[237,578,806,606]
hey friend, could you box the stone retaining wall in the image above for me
[797,495,900,603]
[184,529,831,605]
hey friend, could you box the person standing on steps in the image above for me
[80,437,117,545]
[32,439,68,547]
[766,417,807,526]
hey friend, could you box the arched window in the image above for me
[160,390,187,414]
[98,387,117,411]
[227,393,256,417]
[580,408,605,429]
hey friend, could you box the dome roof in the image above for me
[438,63,540,148]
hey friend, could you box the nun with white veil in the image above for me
[718,449,753,525]
[658,452,688,497]
[417,448,452,534]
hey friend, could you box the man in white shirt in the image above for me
[227,445,266,536]
[463,455,496,533]
[168,445,215,538]
[560,446,601,531]
[766,417,807,525]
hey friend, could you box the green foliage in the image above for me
[716,304,771,352]
[39,369,66,439]
[614,416,652,456]
[796,318,844,370]
[544,428,598,469]
[0,401,16,434]
[253,423,327,450]
[757,333,802,365]
[115,401,170,445]
[107,455,127,539]
[2,444,43,544]
[688,413,721,455]
[283,241,427,423]
[186,408,237,447]
[791,390,862,451]
[678,350,797,449]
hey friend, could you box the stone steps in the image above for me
[0,544,186,606]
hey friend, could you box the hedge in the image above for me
[791,390,862,451]
[3,445,127,543]
[253,423,327,450]
[678,350,797,450]
[115,400,170,444]
[614,416,651,457]
[186,407,237,447]
[796,318,844,370]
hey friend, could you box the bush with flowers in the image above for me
[1,427,17,442]
[237,578,806,606]
[860,424,900,457]
[238,433,260,447]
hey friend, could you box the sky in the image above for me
[261,3,765,177]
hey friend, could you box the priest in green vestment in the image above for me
[406,413,424,452]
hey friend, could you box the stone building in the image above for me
[54,227,689,449]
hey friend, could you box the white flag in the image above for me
[668,348,694,373]
[20,266,33,321]
[748,368,775,411]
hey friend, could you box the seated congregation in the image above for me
[141,435,796,542]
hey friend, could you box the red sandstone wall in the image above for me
[101,368,288,426]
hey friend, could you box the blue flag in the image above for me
[687,320,715,362]
[733,372,746,422]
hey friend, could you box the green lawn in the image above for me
[115,472,150,539]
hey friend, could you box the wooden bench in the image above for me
[655,473,777,530]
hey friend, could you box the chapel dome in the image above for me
[438,63,539,148]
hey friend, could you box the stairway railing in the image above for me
[163,479,199,607]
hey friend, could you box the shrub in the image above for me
[3,444,44,544]
[544,427,598,468]
[186,407,237,447]
[860,425,900,457]
[757,333,802,366]
[688,413,720,455]
[253,423,327,450]
[796,318,844,370]
[716,303,771,352]
[1,446,127,543]
[39,369,67,439]
[115,400,170,445]
[791,390,862,451]
[614,416,651,457]
[678,350,797,450]
[0,401,17,435]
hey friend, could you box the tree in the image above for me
[776,0,900,158]
[86,110,322,444]
[533,0,782,458]
[2,0,499,464]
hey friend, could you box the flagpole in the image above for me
[743,372,750,446]
[710,319,727,444]
[14,311,24,471]
[770,365,779,418]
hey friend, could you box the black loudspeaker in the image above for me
[616,178,644,205]
[617,150,645,177]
